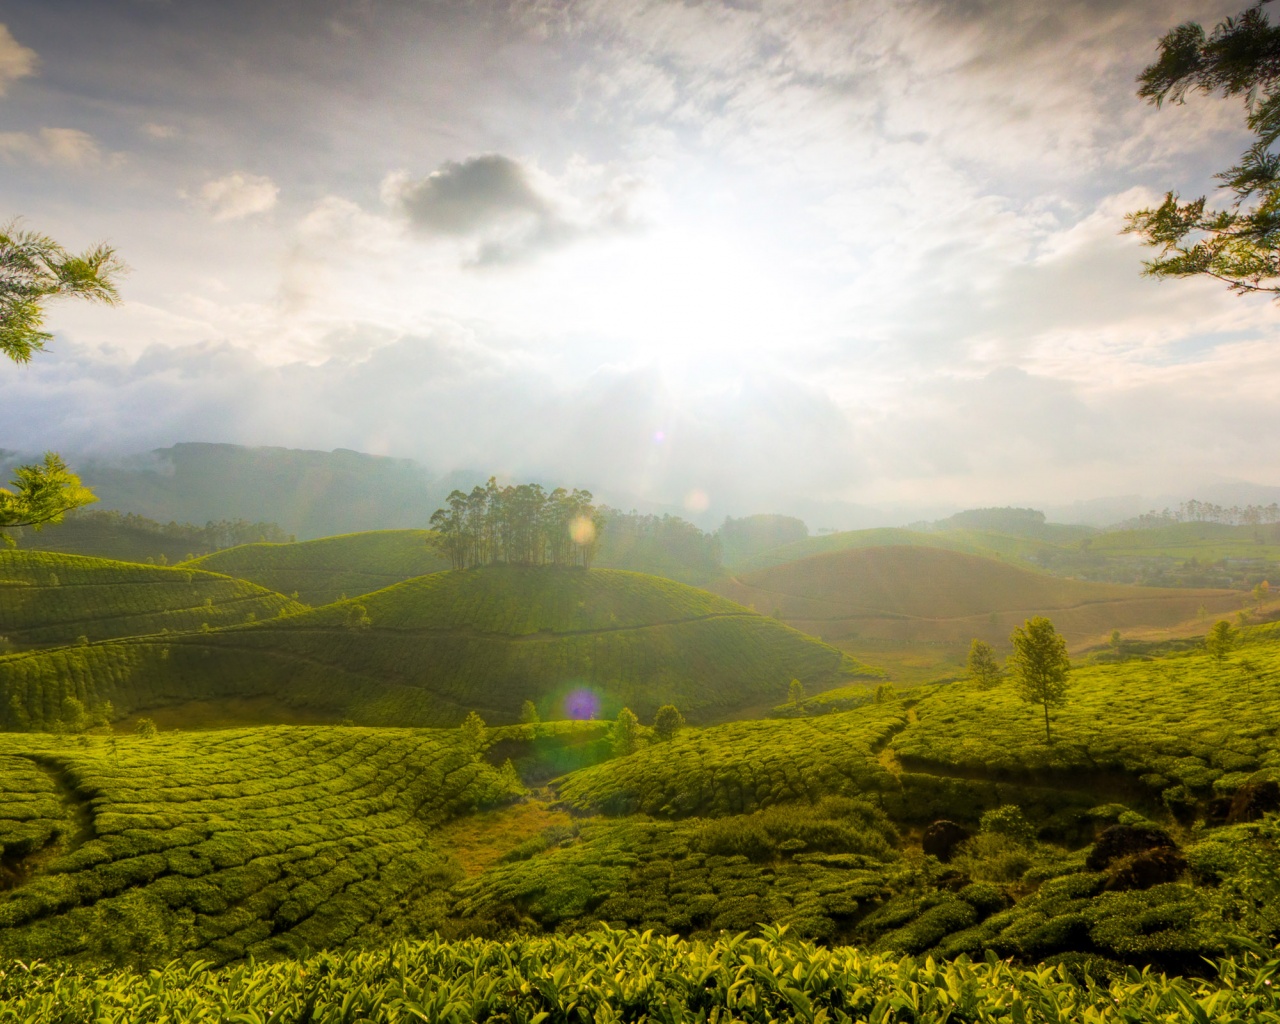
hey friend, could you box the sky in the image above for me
[1,0,1278,524]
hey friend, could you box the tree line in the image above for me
[1120,500,1280,529]
[429,479,604,569]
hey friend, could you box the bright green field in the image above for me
[6,929,1280,1023]
[0,726,520,966]
[183,530,450,605]
[0,567,874,729]
[0,550,304,648]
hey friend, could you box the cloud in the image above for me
[142,122,178,139]
[0,24,37,96]
[0,127,105,167]
[384,153,644,264]
[194,172,280,221]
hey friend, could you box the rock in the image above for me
[1086,823,1175,871]
[1227,779,1280,824]
[922,820,971,862]
[1205,796,1234,826]
[1104,847,1188,891]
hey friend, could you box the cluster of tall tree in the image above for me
[1122,500,1280,529]
[595,508,722,583]
[429,479,603,569]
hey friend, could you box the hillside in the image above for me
[713,545,1242,682]
[0,622,1277,974]
[0,567,872,730]
[0,550,304,649]
[8,510,289,565]
[183,530,450,605]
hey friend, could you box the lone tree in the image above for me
[787,678,805,705]
[1008,617,1071,744]
[612,707,640,756]
[1127,3,1280,298]
[966,639,1002,689]
[652,704,685,741]
[1,222,122,538]
[519,699,540,725]
[460,710,486,755]
[1206,619,1239,662]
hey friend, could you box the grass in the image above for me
[0,726,521,966]
[0,567,874,730]
[6,929,1280,1023]
[0,550,304,648]
[183,529,450,605]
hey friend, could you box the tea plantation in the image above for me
[0,727,523,966]
[0,567,872,729]
[7,929,1280,1023]
[183,529,450,605]
[0,550,304,648]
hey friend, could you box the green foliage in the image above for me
[0,455,95,538]
[0,549,304,647]
[15,510,289,565]
[979,804,1036,845]
[460,711,487,754]
[184,529,447,605]
[967,639,1002,689]
[133,717,156,739]
[788,678,805,705]
[652,704,684,740]
[6,930,1280,1023]
[556,706,905,818]
[1207,619,1239,662]
[1008,616,1070,743]
[0,221,122,365]
[519,699,539,724]
[430,479,602,570]
[611,707,639,756]
[1129,4,1280,298]
[0,568,854,729]
[344,602,372,630]
[0,727,517,966]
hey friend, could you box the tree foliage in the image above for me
[966,638,1002,690]
[1007,616,1070,744]
[520,699,540,725]
[611,707,640,756]
[788,678,806,705]
[1206,619,1240,662]
[1,221,123,364]
[652,704,685,741]
[1128,3,1280,297]
[0,453,96,541]
[0,223,121,536]
[429,478,603,570]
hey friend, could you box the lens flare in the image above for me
[569,515,596,546]
[683,488,710,513]
[563,688,600,720]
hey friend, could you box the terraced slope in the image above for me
[563,621,1280,824]
[714,545,1239,656]
[0,550,304,648]
[0,567,873,730]
[0,727,519,966]
[183,530,449,605]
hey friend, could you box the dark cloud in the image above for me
[393,154,549,235]
[387,153,643,264]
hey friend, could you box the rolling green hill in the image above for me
[0,726,519,965]
[0,567,874,730]
[0,550,304,649]
[182,530,450,605]
[2,621,1276,974]
[713,545,1242,682]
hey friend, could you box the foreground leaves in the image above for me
[1,928,1278,1023]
